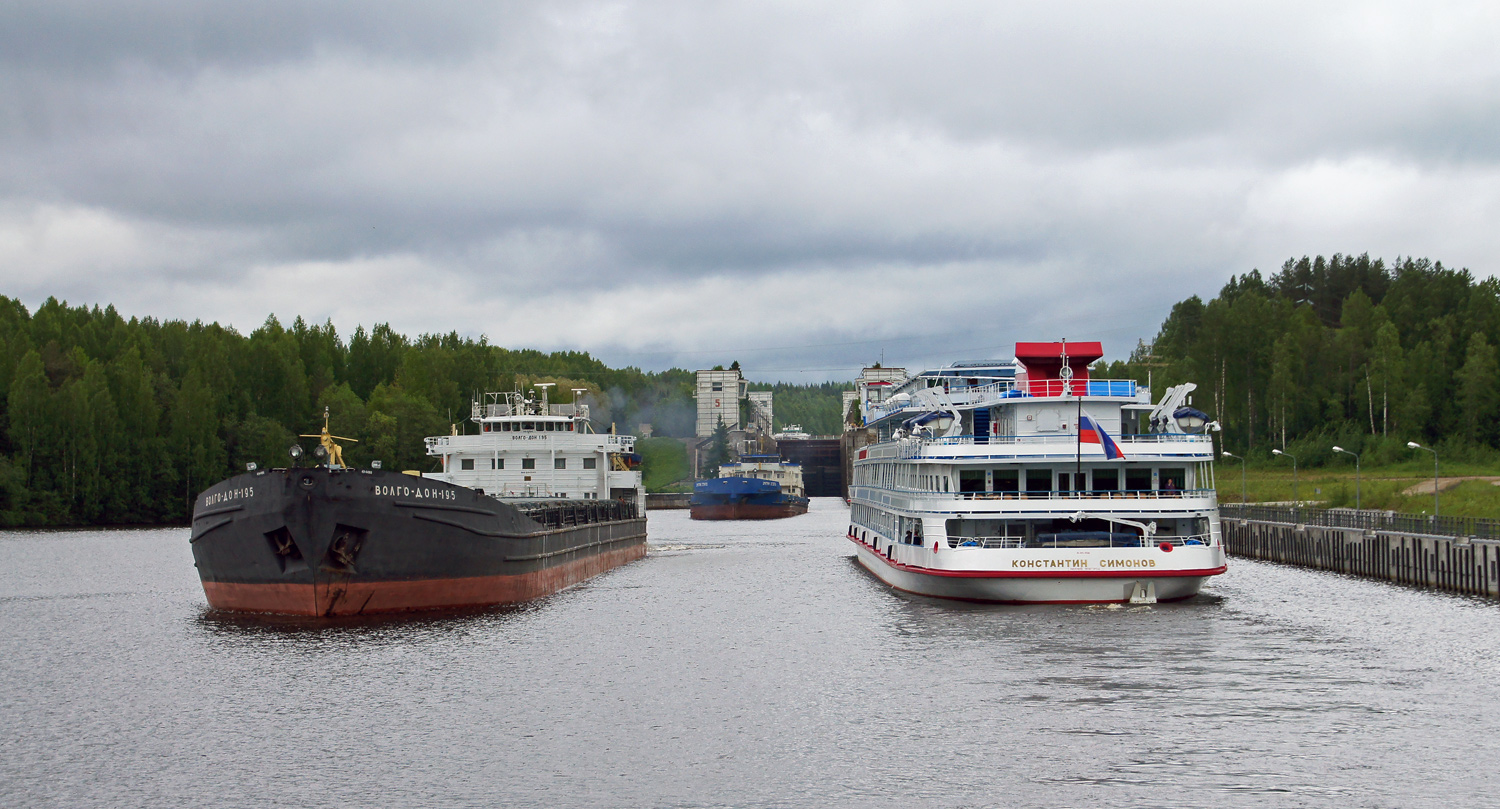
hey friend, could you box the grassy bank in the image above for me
[1213,460,1500,518]
[638,437,692,493]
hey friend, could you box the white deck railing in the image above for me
[944,532,1215,549]
[917,434,1213,446]
[954,488,1215,501]
[865,378,1142,424]
[859,433,1212,461]
[849,486,1215,502]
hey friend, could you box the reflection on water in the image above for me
[193,602,538,636]
[2,501,1499,808]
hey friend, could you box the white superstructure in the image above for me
[424,386,644,504]
[718,455,806,498]
[848,342,1225,604]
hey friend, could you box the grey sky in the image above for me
[3,0,1498,380]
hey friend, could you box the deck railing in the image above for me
[850,486,1215,501]
[512,498,639,527]
[955,488,1215,501]
[909,434,1212,447]
[864,378,1142,423]
[861,433,1212,461]
[1221,503,1500,540]
[945,532,1214,549]
[425,432,633,452]
[476,403,584,418]
[1021,379,1139,398]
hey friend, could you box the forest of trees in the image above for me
[0,298,846,527]
[1099,254,1500,468]
[746,381,849,436]
[5,254,1490,526]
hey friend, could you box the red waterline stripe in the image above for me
[846,535,1226,579]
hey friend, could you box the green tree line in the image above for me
[1099,254,1500,468]
[0,298,850,527]
[748,381,851,436]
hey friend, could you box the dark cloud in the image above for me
[2,1,1498,379]
[0,1,514,73]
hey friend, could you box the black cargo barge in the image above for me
[190,467,646,616]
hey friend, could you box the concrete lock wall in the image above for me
[1223,518,1500,599]
[646,493,691,510]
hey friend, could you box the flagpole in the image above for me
[1062,339,1081,492]
[1076,391,1082,489]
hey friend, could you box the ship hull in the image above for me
[690,501,809,520]
[850,537,1222,604]
[190,468,646,616]
[689,475,808,521]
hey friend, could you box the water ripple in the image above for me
[1,501,1498,808]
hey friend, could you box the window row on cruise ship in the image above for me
[852,462,1211,493]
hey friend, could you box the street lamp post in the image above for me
[1271,448,1298,518]
[1222,450,1246,504]
[1331,445,1361,511]
[1407,441,1439,518]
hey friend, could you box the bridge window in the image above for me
[994,469,1019,493]
[1160,467,1186,491]
[523,421,535,431]
[959,470,985,493]
[1056,471,1085,492]
[1025,470,1051,493]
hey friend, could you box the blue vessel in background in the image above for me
[690,455,810,520]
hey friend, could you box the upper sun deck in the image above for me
[426,388,639,452]
[865,343,1151,428]
[864,377,1147,426]
[860,342,1216,458]
[472,393,588,422]
[465,389,595,431]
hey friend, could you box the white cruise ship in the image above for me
[423,384,644,505]
[848,342,1226,604]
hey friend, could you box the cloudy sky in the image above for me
[3,1,1498,381]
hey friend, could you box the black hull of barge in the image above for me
[189,468,646,616]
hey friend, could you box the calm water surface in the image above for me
[3,499,1500,808]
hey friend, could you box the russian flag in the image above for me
[1079,415,1125,459]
